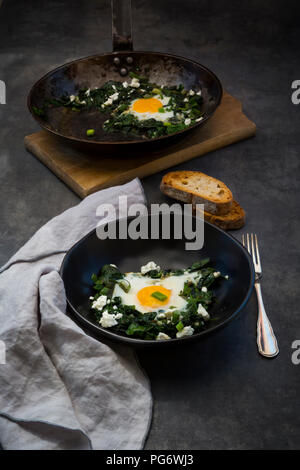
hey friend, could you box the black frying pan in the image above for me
[60,216,254,348]
[28,0,223,152]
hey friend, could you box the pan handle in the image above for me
[111,0,133,52]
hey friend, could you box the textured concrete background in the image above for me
[0,0,299,449]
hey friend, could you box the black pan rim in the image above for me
[28,50,223,146]
[60,218,255,347]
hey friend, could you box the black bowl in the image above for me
[60,217,254,347]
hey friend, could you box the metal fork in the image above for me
[242,233,279,358]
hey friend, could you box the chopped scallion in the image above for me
[118,279,131,293]
[176,321,184,331]
[151,291,168,302]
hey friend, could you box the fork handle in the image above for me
[255,282,279,357]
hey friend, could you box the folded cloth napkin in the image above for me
[0,178,152,450]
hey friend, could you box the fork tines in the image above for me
[242,233,261,274]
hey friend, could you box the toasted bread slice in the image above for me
[160,171,233,215]
[194,200,245,230]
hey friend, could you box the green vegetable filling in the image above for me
[90,259,227,340]
[39,72,204,139]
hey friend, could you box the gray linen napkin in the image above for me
[0,178,152,450]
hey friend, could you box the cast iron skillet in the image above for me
[27,0,222,152]
[60,215,255,348]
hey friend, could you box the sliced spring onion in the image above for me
[176,321,184,332]
[151,291,168,302]
[118,279,131,293]
[152,87,163,98]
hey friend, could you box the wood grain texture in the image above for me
[24,92,256,198]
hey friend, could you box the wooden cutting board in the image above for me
[24,92,256,198]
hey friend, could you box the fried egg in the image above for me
[112,271,200,314]
[126,95,174,122]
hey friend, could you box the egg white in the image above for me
[126,95,174,122]
[112,271,200,314]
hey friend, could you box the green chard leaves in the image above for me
[90,260,225,340]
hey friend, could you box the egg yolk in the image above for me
[132,97,163,114]
[137,285,171,308]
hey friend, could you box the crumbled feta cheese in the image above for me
[85,89,90,96]
[80,100,86,105]
[110,92,119,101]
[130,78,140,88]
[213,271,221,278]
[104,98,113,106]
[122,81,128,88]
[161,96,171,106]
[92,295,107,311]
[184,118,191,125]
[156,332,171,340]
[107,299,110,304]
[183,98,188,102]
[99,310,119,328]
[196,90,202,95]
[189,90,195,96]
[156,312,166,319]
[112,85,116,90]
[197,303,210,321]
[89,296,94,300]
[103,92,119,106]
[115,313,123,320]
[141,261,161,275]
[176,326,194,338]
[196,117,203,122]
[110,264,117,268]
[69,95,76,102]
[113,305,118,310]
[201,286,208,293]
[225,275,229,280]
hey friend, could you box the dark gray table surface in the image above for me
[0,0,299,450]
